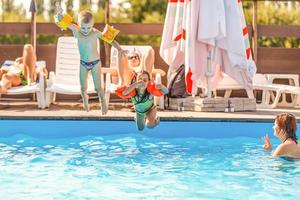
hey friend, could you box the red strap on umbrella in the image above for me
[174,29,186,42]
[186,67,193,94]
[169,0,185,3]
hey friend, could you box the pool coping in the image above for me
[1,102,299,122]
[0,115,276,122]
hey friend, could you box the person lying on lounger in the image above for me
[262,113,300,158]
[0,44,48,94]
[116,71,168,131]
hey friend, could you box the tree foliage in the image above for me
[0,0,27,21]
[36,0,44,16]
[66,0,74,17]
[119,0,167,23]
[243,1,300,48]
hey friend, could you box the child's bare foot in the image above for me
[146,116,160,129]
[100,98,108,115]
[0,85,7,94]
[155,116,160,126]
[83,104,90,112]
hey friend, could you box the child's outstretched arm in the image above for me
[111,40,123,52]
[66,23,80,38]
[54,3,79,36]
[94,28,123,51]
[93,27,102,37]
[155,84,169,95]
[54,15,79,36]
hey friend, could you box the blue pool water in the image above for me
[0,120,299,199]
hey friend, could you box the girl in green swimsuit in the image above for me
[122,71,168,131]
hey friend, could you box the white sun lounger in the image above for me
[196,73,300,108]
[253,73,300,108]
[195,73,254,99]
[45,37,96,107]
[265,73,300,107]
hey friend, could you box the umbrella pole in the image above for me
[206,43,218,98]
[206,51,213,98]
[29,0,37,53]
[104,0,110,68]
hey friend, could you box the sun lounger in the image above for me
[195,73,254,99]
[0,60,46,108]
[195,73,300,108]
[45,37,96,107]
[265,73,300,107]
[253,73,300,108]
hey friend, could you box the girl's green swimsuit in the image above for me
[129,71,156,115]
[131,91,156,116]
[19,71,28,86]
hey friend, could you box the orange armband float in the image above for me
[147,82,164,97]
[102,24,120,44]
[115,86,136,99]
[55,14,73,31]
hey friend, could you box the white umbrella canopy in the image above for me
[160,0,256,95]
[159,0,185,73]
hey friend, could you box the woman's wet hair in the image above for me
[275,113,298,143]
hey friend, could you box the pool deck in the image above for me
[0,101,300,122]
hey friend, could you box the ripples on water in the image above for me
[0,135,299,199]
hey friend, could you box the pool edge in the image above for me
[0,115,275,122]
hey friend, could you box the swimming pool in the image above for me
[0,120,299,199]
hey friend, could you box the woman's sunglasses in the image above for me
[128,55,139,60]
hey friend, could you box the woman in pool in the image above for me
[262,113,300,158]
[117,71,168,131]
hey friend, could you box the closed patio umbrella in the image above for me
[160,0,256,97]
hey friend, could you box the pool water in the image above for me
[0,121,299,199]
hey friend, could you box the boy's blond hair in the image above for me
[78,10,94,23]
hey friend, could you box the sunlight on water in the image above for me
[0,135,299,199]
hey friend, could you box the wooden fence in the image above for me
[1,23,300,76]
[0,23,167,80]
